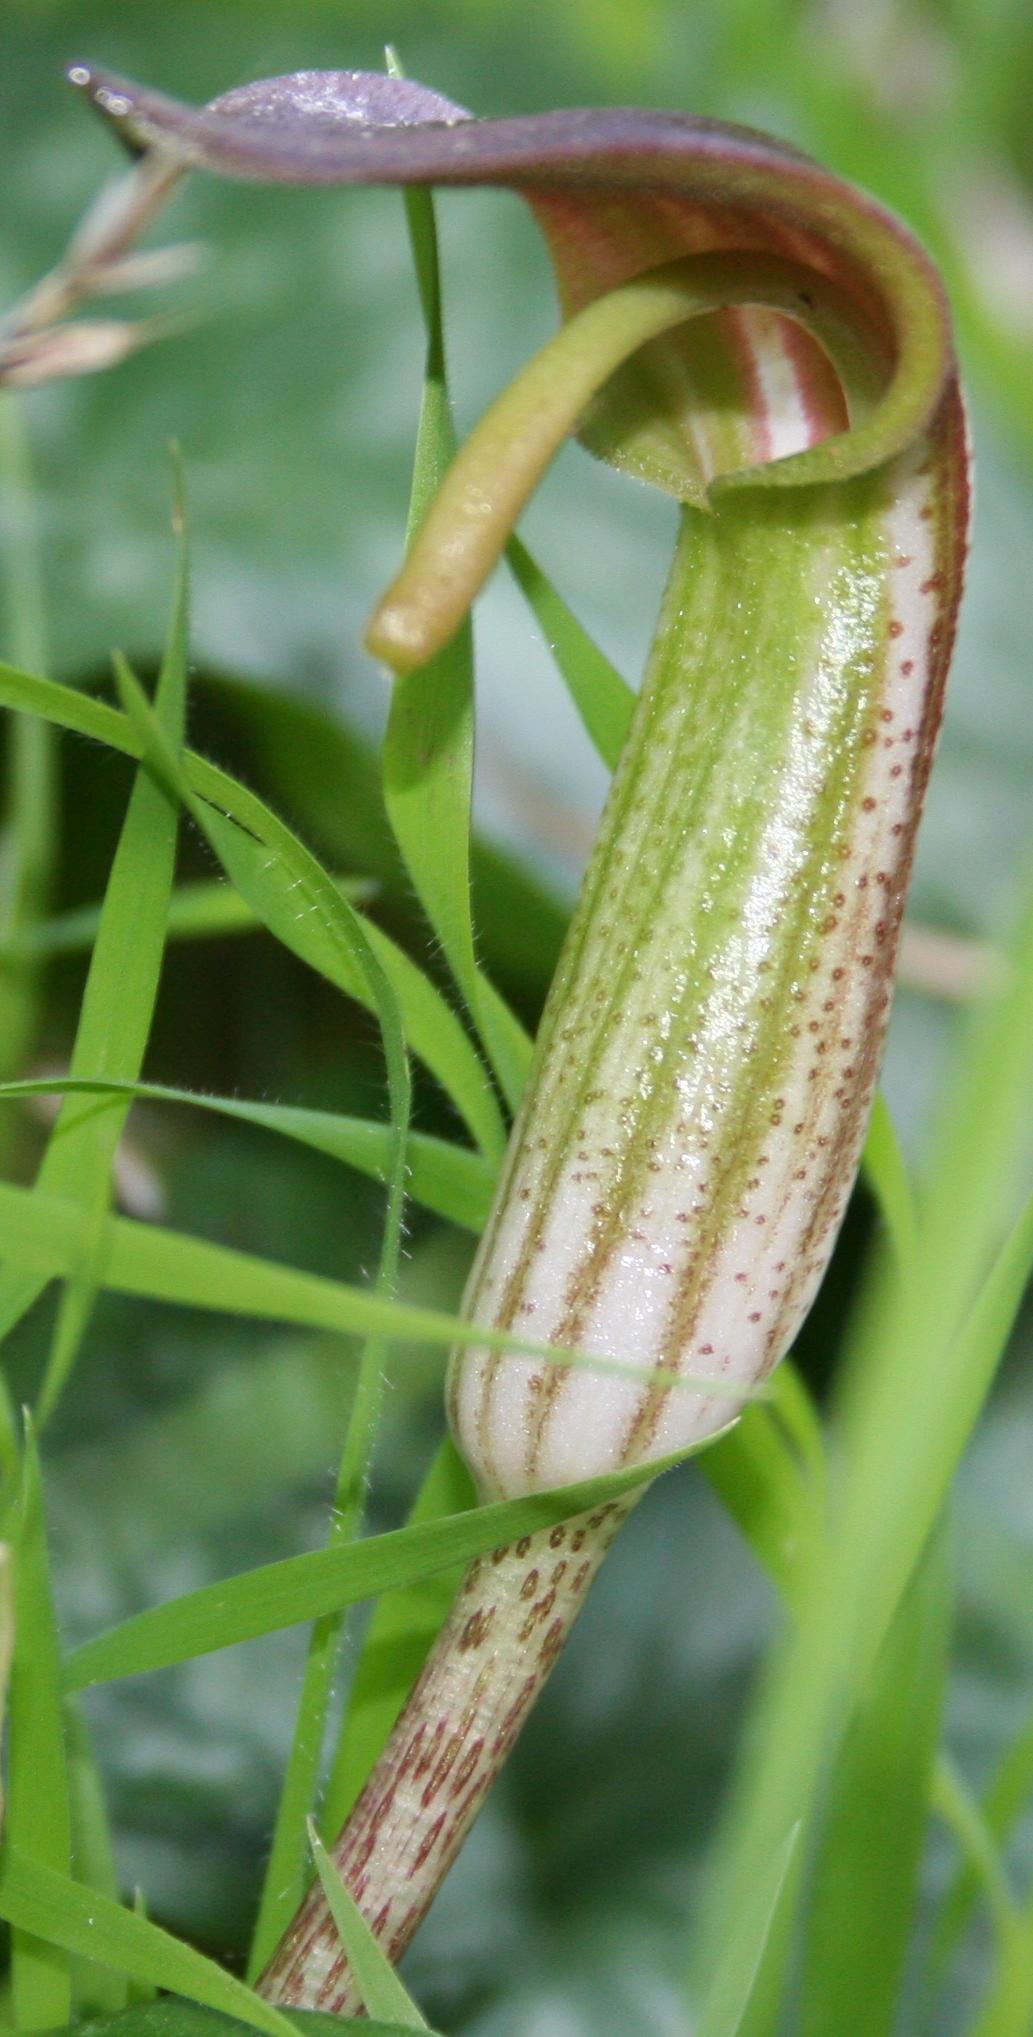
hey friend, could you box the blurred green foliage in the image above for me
[2,2,1033,2033]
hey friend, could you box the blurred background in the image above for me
[2,3,1033,2032]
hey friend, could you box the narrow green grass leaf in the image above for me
[0,1536,13,1777]
[861,1089,917,1267]
[246,1429,372,1975]
[5,875,375,960]
[0,1076,495,1234]
[8,1429,73,2029]
[63,1450,678,1693]
[54,1336,361,1559]
[0,503,186,1421]
[0,1176,745,1407]
[383,140,530,1113]
[0,397,57,1128]
[126,1891,158,2010]
[365,924,505,1160]
[694,1824,800,2037]
[114,659,415,1274]
[505,533,635,772]
[930,1752,1022,1989]
[306,1821,427,2030]
[37,2000,419,2037]
[800,1527,952,2037]
[64,1699,129,2018]
[0,1851,297,2037]
[0,659,506,1161]
[763,1360,826,1496]
[963,1889,1033,2037]
[245,1380,385,1981]
[113,653,410,1237]
[322,1437,475,1832]
[700,1384,823,1604]
[117,653,421,1921]
[247,1241,409,1965]
[111,647,418,1985]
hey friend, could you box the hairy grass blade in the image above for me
[111,636,418,1986]
[306,1821,426,2030]
[64,1452,676,1693]
[0,485,186,1420]
[0,1176,746,1405]
[0,658,506,1161]
[505,532,635,772]
[0,1851,297,2037]
[321,1437,475,1832]
[8,1429,72,2027]
[26,2005,416,2037]
[6,875,375,960]
[0,1076,494,1233]
[383,159,530,1112]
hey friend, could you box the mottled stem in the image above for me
[257,1497,633,2011]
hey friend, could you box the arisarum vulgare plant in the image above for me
[71,60,969,2013]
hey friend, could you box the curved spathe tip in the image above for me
[66,61,958,507]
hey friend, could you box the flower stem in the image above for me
[257,1497,634,2012]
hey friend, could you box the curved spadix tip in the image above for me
[366,600,437,676]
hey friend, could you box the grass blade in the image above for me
[963,1892,1033,2037]
[0,1076,495,1233]
[383,136,530,1112]
[0,397,57,1106]
[5,875,376,960]
[63,1453,671,1694]
[126,1890,158,2010]
[0,1537,13,1796]
[64,1697,129,2018]
[0,658,506,1161]
[8,1428,73,2029]
[112,652,411,1235]
[860,1089,917,1267]
[0,489,187,1421]
[22,2006,415,2037]
[694,1825,800,2037]
[116,655,420,1923]
[247,1208,409,1965]
[0,1850,297,2037]
[114,641,416,1981]
[245,1407,374,1976]
[699,1385,823,1603]
[505,532,635,771]
[799,1527,952,2037]
[306,1820,426,2030]
[930,1752,1022,1990]
[320,1436,475,1832]
[0,1175,746,1405]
